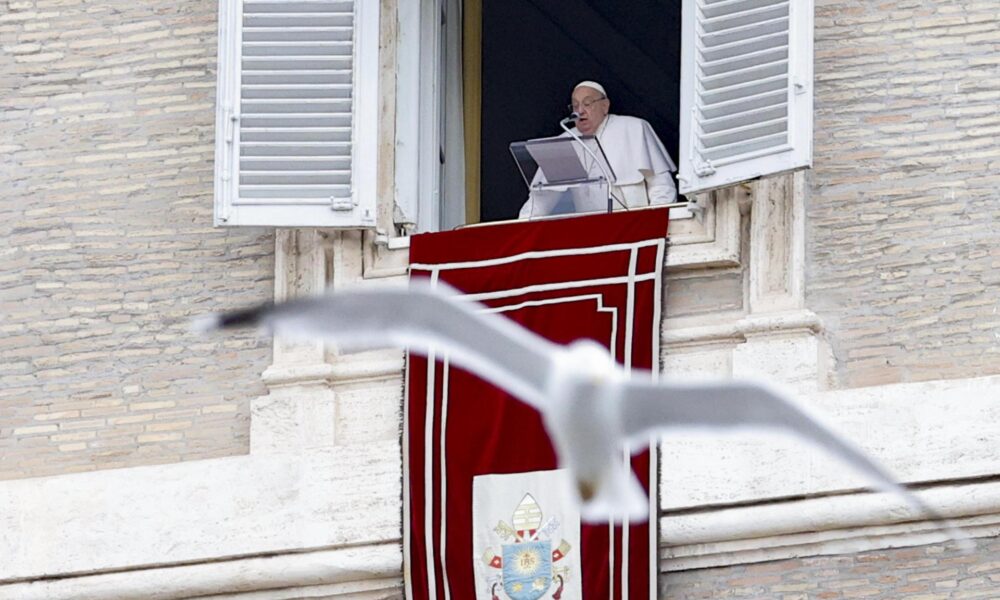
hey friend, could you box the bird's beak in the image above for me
[577,468,649,524]
[577,478,597,502]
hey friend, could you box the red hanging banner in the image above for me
[406,209,669,600]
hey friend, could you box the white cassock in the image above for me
[518,114,677,219]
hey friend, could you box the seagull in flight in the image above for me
[195,282,969,547]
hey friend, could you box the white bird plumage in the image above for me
[196,281,970,548]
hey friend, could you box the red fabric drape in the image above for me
[406,209,669,600]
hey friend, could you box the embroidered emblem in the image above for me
[482,493,572,600]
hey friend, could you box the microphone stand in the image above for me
[560,114,627,213]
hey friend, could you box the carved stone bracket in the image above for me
[666,189,742,270]
[663,171,828,392]
[254,230,407,454]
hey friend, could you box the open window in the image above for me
[212,0,813,231]
[213,0,379,227]
[397,0,813,232]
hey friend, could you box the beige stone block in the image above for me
[109,414,154,425]
[88,437,138,449]
[57,443,88,452]
[129,401,176,412]
[136,433,182,443]
[32,411,81,422]
[144,421,192,433]
[13,424,58,436]
[120,30,169,44]
[51,431,96,443]
[58,419,107,431]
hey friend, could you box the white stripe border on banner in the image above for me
[410,239,662,272]
[406,237,666,600]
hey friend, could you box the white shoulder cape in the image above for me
[568,114,676,186]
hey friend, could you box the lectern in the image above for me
[510,135,617,219]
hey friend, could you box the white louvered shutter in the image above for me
[214,0,379,227]
[678,0,812,195]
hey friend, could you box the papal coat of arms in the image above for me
[481,493,573,600]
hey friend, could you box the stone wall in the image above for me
[807,0,1000,389]
[0,0,273,479]
[663,539,995,599]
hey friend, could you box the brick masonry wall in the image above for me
[0,0,273,479]
[806,1,1000,388]
[662,539,999,599]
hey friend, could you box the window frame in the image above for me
[677,0,813,196]
[213,0,380,228]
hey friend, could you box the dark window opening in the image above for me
[480,0,683,223]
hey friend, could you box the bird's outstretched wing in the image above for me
[195,282,559,409]
[618,378,971,549]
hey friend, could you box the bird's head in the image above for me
[565,339,619,384]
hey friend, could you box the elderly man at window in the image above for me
[519,81,677,219]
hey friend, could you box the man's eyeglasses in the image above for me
[568,95,607,112]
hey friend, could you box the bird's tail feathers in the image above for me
[190,303,273,334]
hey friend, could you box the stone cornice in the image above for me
[261,356,404,389]
[0,542,402,600]
[662,309,823,349]
[661,482,1000,571]
[261,363,337,388]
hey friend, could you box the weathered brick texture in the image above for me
[663,539,997,599]
[0,0,273,479]
[806,1,1000,388]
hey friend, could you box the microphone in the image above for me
[560,112,579,126]
[558,114,627,213]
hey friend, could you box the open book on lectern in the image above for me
[509,135,618,218]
